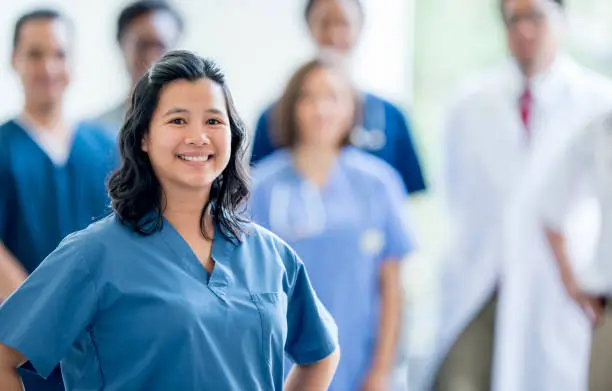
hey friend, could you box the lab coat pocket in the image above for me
[251,292,288,367]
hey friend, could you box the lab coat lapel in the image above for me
[477,66,528,197]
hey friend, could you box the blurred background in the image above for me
[2,0,612,389]
[0,0,412,130]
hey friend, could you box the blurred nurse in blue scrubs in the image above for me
[250,59,416,391]
[0,8,117,391]
[250,0,427,194]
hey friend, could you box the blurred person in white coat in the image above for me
[542,111,612,391]
[421,0,612,390]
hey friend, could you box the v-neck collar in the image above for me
[288,146,349,193]
[11,119,79,168]
[158,216,235,293]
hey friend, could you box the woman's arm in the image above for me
[0,243,27,300]
[284,347,340,391]
[361,261,402,390]
[0,343,27,391]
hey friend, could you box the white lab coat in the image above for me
[419,55,612,391]
[540,111,612,297]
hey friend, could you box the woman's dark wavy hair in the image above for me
[107,50,250,241]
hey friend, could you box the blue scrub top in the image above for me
[249,92,427,194]
[0,214,337,391]
[0,119,118,274]
[250,147,415,391]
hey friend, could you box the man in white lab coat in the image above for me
[542,111,612,391]
[422,0,612,390]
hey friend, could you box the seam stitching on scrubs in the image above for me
[250,295,272,370]
[286,252,300,299]
[75,242,101,318]
[74,241,105,386]
[88,327,106,388]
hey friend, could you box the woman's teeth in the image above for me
[178,154,210,162]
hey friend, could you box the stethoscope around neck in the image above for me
[348,93,387,151]
[267,95,387,241]
[268,179,327,242]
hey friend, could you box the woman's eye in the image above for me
[207,119,221,125]
[170,118,186,125]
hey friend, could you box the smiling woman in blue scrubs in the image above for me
[250,59,416,391]
[250,0,427,194]
[0,50,339,391]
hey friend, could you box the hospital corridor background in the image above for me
[2,0,612,390]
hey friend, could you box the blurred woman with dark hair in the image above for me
[0,50,339,391]
[250,59,416,391]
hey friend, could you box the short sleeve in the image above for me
[284,253,338,365]
[388,105,427,194]
[0,233,99,378]
[250,106,277,165]
[380,169,417,262]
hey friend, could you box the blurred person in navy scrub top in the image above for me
[0,8,118,391]
[250,0,427,194]
[92,0,183,134]
[250,59,416,391]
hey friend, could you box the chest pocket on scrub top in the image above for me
[251,292,288,367]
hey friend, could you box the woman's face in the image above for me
[142,78,232,194]
[295,66,355,148]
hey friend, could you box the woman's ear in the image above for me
[141,134,149,152]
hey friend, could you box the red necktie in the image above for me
[519,84,533,137]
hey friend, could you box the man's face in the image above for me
[307,0,363,57]
[502,0,562,74]
[120,10,181,86]
[12,18,71,107]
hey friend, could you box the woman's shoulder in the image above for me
[236,222,302,289]
[341,148,405,189]
[59,214,133,258]
[242,222,294,257]
[250,149,293,186]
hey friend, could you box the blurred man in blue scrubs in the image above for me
[92,0,183,134]
[250,0,427,194]
[0,8,118,391]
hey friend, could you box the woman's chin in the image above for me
[175,176,217,192]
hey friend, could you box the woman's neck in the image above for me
[162,187,213,238]
[292,145,340,187]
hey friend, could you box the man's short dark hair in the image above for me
[500,0,564,19]
[116,0,184,43]
[12,9,69,50]
[501,0,564,10]
[304,0,364,22]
